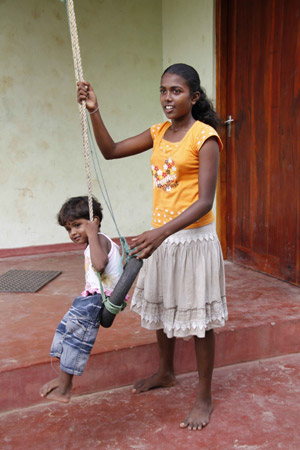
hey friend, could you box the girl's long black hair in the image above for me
[162,63,221,131]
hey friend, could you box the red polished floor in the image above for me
[0,251,300,448]
[1,354,300,449]
[1,252,299,373]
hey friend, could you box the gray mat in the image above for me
[0,270,61,292]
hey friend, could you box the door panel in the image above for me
[225,0,300,284]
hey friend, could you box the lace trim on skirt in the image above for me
[130,223,227,339]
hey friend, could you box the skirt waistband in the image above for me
[163,222,217,245]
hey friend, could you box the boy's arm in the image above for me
[85,220,110,273]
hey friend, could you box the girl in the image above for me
[40,196,124,403]
[77,63,227,430]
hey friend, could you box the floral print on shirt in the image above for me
[151,157,178,192]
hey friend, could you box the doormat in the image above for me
[0,270,61,293]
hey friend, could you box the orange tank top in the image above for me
[150,121,222,229]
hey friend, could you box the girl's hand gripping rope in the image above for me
[129,228,168,259]
[77,81,98,113]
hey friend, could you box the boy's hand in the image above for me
[85,218,109,273]
[84,218,100,238]
[77,81,98,112]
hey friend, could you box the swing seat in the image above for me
[100,257,143,328]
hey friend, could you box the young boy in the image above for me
[40,196,123,403]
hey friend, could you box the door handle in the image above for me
[223,115,235,137]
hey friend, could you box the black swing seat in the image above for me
[100,257,143,328]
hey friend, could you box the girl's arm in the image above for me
[77,81,153,159]
[130,137,220,259]
[85,219,110,273]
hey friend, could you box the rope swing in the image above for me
[63,0,143,327]
[64,0,94,221]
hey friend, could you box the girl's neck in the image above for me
[170,116,196,133]
[163,117,196,143]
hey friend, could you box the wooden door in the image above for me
[216,0,300,285]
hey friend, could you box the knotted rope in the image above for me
[63,0,131,259]
[65,0,94,220]
[63,0,133,317]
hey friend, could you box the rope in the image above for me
[63,0,131,262]
[64,0,93,221]
[103,296,127,315]
[63,0,130,314]
[97,271,126,315]
[86,119,131,262]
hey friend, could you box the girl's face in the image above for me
[160,73,199,121]
[65,218,89,245]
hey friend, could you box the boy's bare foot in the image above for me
[40,375,72,403]
[132,372,176,393]
[40,378,59,398]
[180,396,213,431]
[45,386,71,403]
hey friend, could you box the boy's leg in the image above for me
[40,295,102,401]
[60,295,102,376]
[180,329,215,430]
[133,329,176,393]
[40,310,70,398]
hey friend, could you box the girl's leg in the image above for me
[132,329,176,393]
[180,329,215,430]
[40,370,73,403]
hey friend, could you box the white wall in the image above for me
[0,0,161,248]
[162,0,216,101]
[1,0,216,249]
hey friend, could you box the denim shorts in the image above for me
[50,294,103,376]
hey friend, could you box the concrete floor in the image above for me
[1,354,300,449]
[0,251,300,449]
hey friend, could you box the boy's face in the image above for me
[65,219,90,245]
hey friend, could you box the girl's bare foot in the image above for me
[180,396,214,431]
[40,378,59,398]
[132,371,176,393]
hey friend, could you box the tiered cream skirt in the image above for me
[130,223,227,339]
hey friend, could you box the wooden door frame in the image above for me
[215,0,229,258]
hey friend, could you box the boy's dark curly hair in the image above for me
[57,196,103,226]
